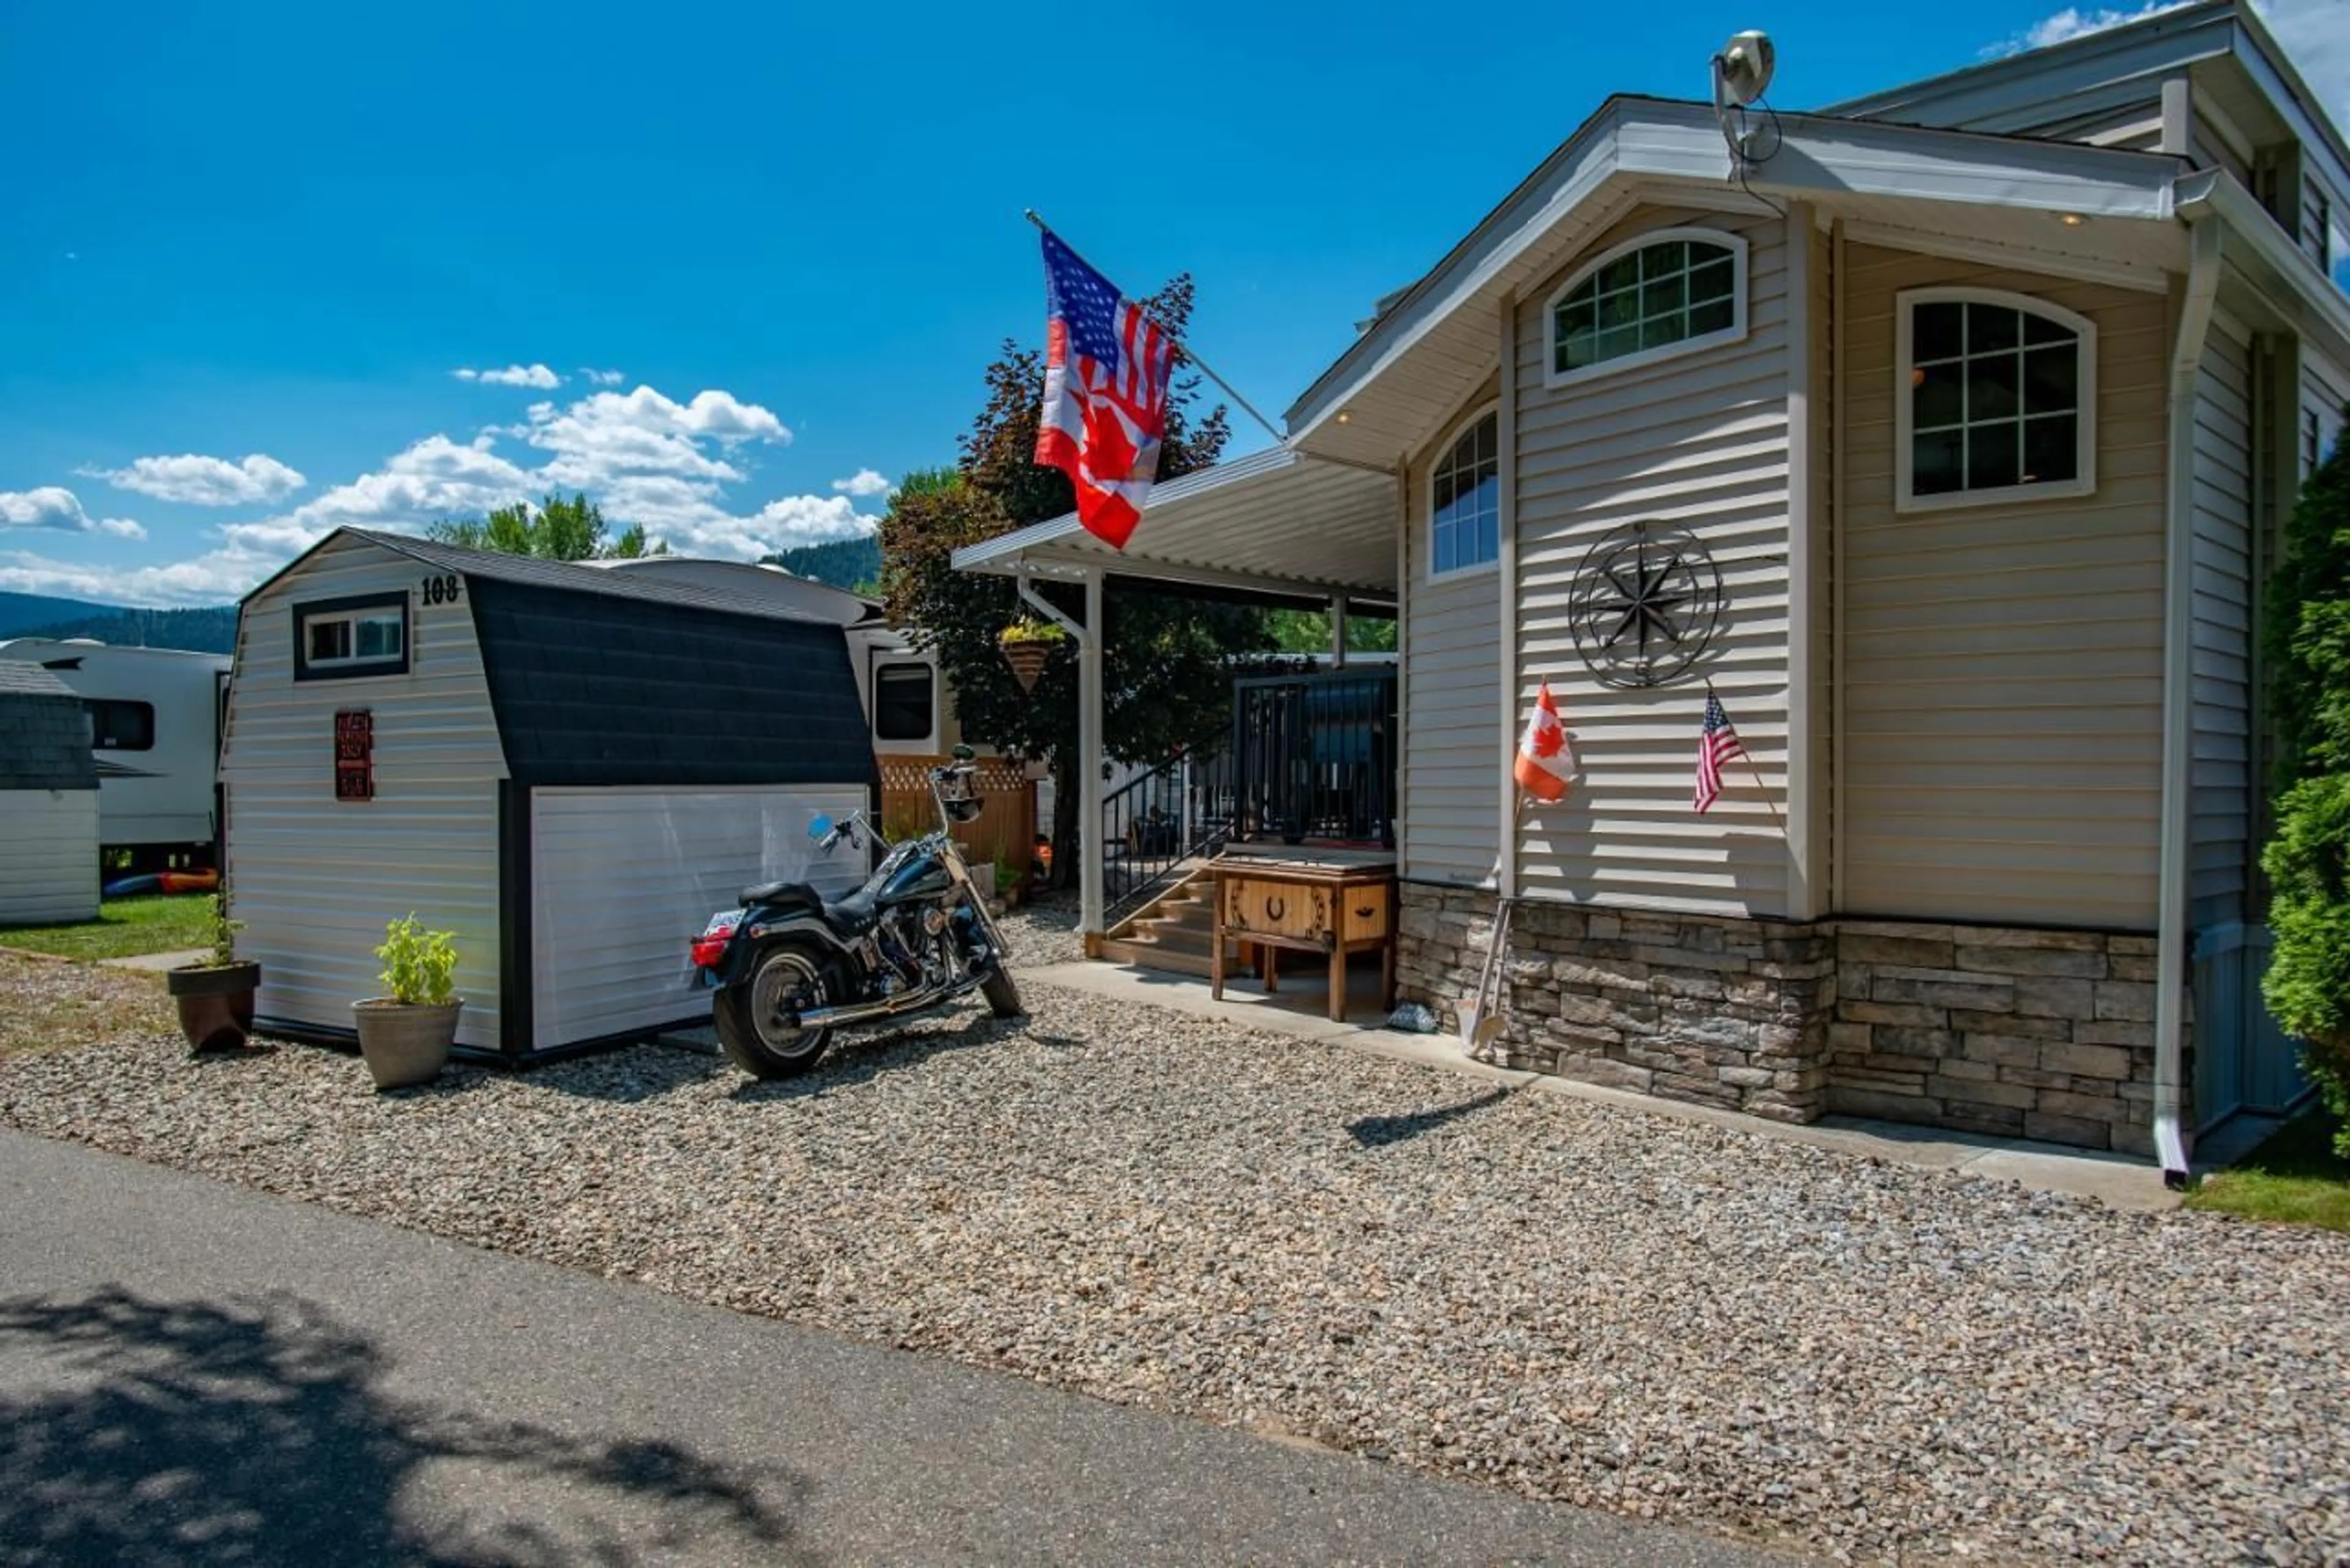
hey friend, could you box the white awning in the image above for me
[951,445,1397,606]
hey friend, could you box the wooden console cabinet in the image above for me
[1209,859,1396,1023]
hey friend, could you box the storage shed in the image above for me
[223,528,879,1061]
[0,662,100,925]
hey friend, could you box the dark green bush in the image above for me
[2262,404,2350,1152]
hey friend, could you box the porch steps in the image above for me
[1094,878,1225,979]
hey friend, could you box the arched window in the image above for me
[1429,406,1499,577]
[1897,288,2097,510]
[1547,228,1747,386]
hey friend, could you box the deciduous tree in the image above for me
[882,275,1269,887]
[427,493,665,561]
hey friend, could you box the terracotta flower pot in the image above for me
[352,999,463,1090]
[999,638,1051,692]
[165,961,262,1053]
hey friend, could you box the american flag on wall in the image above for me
[1693,689,1746,813]
[1035,230,1174,550]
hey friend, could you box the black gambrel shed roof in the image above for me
[0,662,99,792]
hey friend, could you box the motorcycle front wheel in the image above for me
[980,964,1024,1019]
[714,941,834,1078]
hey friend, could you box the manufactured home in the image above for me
[958,1,2349,1178]
[0,662,100,924]
[0,638,230,868]
[223,529,879,1061]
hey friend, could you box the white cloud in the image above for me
[453,363,564,389]
[76,451,306,506]
[830,467,892,498]
[1985,0,2348,135]
[581,367,625,386]
[0,486,145,539]
[68,382,843,603]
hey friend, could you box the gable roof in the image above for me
[1281,95,2187,465]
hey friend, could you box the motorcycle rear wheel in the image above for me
[715,942,834,1078]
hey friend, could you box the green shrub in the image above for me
[375,914,459,1007]
[2262,404,2350,1152]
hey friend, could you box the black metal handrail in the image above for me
[1103,743,1237,920]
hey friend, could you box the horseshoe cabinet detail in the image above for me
[1210,856,1397,1023]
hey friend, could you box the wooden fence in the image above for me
[879,755,1039,892]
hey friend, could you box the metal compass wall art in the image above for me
[1566,520,1726,689]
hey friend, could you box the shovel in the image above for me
[1457,895,1516,1055]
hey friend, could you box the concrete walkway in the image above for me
[0,1130,1793,1566]
[96,946,211,971]
[1028,959,2180,1213]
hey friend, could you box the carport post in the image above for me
[1017,567,1106,939]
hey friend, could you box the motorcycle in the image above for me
[690,745,1025,1078]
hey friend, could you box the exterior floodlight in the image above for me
[1714,30,1775,106]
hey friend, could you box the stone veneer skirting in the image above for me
[1395,885,2179,1155]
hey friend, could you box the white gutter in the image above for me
[2152,206,2224,1186]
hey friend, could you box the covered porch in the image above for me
[951,444,1404,1007]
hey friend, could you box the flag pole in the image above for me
[1024,209,1289,450]
[1706,680,1786,831]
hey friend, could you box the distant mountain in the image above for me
[766,535,882,595]
[0,591,120,638]
[1,600,240,655]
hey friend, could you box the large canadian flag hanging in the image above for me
[1513,680,1576,802]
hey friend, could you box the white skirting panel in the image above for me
[529,784,872,1053]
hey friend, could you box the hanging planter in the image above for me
[996,619,1067,693]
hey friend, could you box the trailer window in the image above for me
[295,593,411,681]
[84,699,155,751]
[873,662,935,742]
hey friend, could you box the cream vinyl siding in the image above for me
[2189,313,2256,930]
[222,535,508,1049]
[1514,207,1792,917]
[0,791,99,924]
[1401,374,1502,888]
[1840,244,2168,929]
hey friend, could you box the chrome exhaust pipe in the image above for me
[788,971,983,1031]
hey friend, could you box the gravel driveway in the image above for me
[2,913,2345,1566]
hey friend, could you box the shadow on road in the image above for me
[1346,1086,1516,1149]
[0,1286,813,1567]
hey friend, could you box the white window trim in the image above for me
[870,655,942,754]
[1894,286,2099,515]
[1426,400,1502,583]
[300,608,406,670]
[1542,226,1750,392]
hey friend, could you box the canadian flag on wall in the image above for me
[1513,681,1576,803]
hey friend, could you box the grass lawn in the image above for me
[2185,1107,2350,1232]
[0,894,213,963]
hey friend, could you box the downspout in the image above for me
[2152,199,2224,1184]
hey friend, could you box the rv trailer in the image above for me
[0,638,232,870]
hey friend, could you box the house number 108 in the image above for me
[421,573,462,605]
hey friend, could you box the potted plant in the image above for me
[996,618,1067,693]
[165,887,262,1054]
[352,914,463,1090]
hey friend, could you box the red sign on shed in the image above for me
[334,709,374,802]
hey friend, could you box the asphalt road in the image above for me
[0,1129,1796,1566]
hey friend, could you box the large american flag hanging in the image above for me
[1035,230,1173,550]
[1693,689,1747,813]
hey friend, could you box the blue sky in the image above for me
[3,0,2343,605]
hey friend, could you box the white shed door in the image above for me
[529,785,871,1053]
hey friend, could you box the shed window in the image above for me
[1429,407,1499,577]
[1898,289,2097,511]
[84,699,155,751]
[294,593,411,681]
[1548,228,1747,386]
[873,662,936,742]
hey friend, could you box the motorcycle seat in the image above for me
[737,879,881,937]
